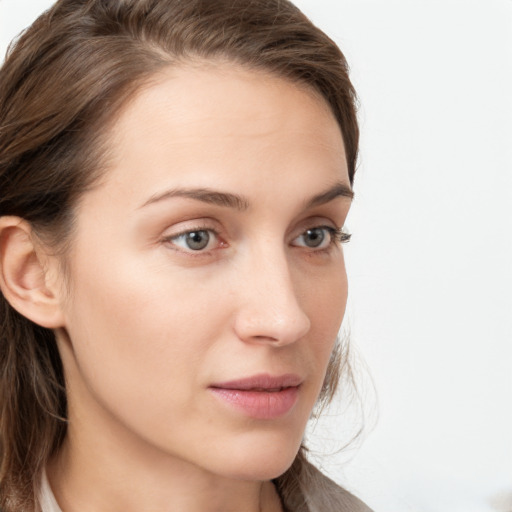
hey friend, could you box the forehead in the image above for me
[88,63,348,211]
[112,63,343,151]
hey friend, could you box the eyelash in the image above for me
[162,225,351,255]
[321,226,352,245]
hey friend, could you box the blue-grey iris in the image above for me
[186,230,210,250]
[303,228,325,248]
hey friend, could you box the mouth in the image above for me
[208,373,302,420]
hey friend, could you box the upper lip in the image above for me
[210,373,303,391]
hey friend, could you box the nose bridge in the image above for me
[233,241,311,345]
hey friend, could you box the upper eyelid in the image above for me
[166,225,346,246]
[161,220,221,239]
[159,217,347,244]
[167,226,218,238]
[164,223,338,238]
[167,228,218,240]
[289,218,339,237]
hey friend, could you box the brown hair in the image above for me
[0,1,364,510]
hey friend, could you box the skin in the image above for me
[42,63,353,512]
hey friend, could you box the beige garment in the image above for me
[38,471,63,512]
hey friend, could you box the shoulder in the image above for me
[302,463,373,512]
[276,459,373,512]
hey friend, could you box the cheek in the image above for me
[66,246,227,347]
[301,256,348,334]
[59,234,348,462]
[296,257,348,387]
[61,251,231,430]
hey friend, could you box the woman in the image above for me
[0,0,369,511]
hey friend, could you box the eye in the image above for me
[167,229,218,252]
[292,226,350,249]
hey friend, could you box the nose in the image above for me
[232,248,311,347]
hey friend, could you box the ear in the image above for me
[0,216,66,328]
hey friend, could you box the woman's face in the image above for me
[55,63,352,481]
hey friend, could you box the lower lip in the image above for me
[209,386,300,419]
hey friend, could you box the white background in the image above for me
[1,1,511,511]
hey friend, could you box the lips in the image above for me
[209,373,302,419]
[211,373,303,391]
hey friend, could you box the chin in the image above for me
[210,431,303,482]
[225,457,297,482]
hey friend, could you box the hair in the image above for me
[0,1,366,511]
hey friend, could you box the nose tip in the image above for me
[233,264,311,346]
[234,301,311,346]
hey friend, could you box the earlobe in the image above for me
[0,216,65,328]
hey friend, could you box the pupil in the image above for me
[186,231,210,250]
[305,228,324,247]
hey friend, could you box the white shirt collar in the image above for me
[39,470,63,512]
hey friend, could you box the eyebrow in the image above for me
[140,187,250,211]
[305,182,354,207]
[140,181,353,211]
